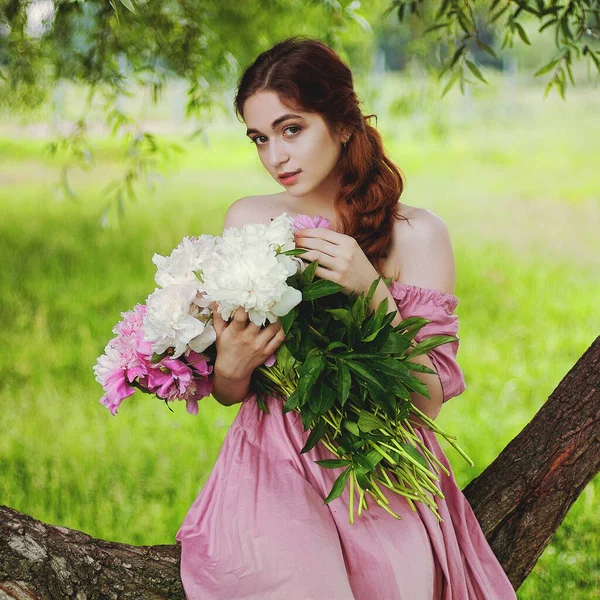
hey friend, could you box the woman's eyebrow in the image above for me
[246,114,305,136]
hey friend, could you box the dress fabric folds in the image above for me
[175,281,517,600]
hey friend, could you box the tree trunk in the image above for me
[1,336,598,599]
[463,334,600,589]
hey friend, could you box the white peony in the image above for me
[143,283,215,358]
[152,235,216,288]
[143,213,302,356]
[201,214,303,326]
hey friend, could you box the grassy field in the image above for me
[0,71,598,598]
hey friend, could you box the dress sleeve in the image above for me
[389,281,467,403]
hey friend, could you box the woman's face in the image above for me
[243,90,346,199]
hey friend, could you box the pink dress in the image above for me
[176,281,517,600]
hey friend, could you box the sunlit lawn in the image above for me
[0,72,598,598]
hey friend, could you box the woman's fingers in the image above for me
[211,302,226,336]
[264,324,287,354]
[258,318,283,343]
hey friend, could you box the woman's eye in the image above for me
[251,126,301,146]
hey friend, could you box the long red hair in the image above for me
[234,36,409,271]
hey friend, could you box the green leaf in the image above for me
[256,394,270,414]
[534,58,560,77]
[300,259,318,286]
[358,411,386,433]
[326,341,347,352]
[301,418,327,454]
[409,335,458,358]
[323,467,351,504]
[399,374,430,398]
[352,459,373,490]
[400,443,429,470]
[363,296,390,342]
[337,359,351,405]
[282,388,301,413]
[512,21,531,45]
[390,378,411,401]
[490,4,509,24]
[298,352,325,379]
[466,60,487,83]
[301,405,316,432]
[281,248,308,256]
[302,279,344,301]
[279,307,296,335]
[364,275,383,305]
[354,454,376,472]
[355,469,372,491]
[336,352,382,361]
[362,325,385,343]
[151,351,168,364]
[314,459,351,468]
[351,295,366,325]
[295,354,325,406]
[346,360,387,391]
[118,0,137,14]
[310,381,336,418]
[394,316,428,332]
[450,43,467,68]
[343,420,360,437]
[365,449,384,468]
[441,71,460,98]
[475,38,498,60]
[364,357,410,378]
[565,57,575,87]
[423,22,450,35]
[369,383,397,415]
[380,332,414,354]
[325,307,353,329]
[539,17,558,34]
[560,15,572,41]
[405,362,437,375]
[435,0,451,21]
[348,322,362,348]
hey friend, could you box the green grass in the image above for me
[0,72,598,598]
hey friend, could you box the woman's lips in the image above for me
[279,171,301,185]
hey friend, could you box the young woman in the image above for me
[176,36,517,600]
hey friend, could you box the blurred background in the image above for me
[1,1,598,598]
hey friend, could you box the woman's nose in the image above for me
[267,139,289,167]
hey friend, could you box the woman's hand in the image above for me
[294,227,380,296]
[211,302,286,380]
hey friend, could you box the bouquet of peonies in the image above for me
[94,212,472,523]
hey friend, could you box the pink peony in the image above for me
[292,214,331,231]
[98,366,137,416]
[185,350,213,377]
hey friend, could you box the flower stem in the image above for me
[349,468,355,525]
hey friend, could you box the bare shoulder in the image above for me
[390,204,457,295]
[222,194,286,232]
[394,205,450,242]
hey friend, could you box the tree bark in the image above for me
[463,334,600,589]
[1,336,599,599]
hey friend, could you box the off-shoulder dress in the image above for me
[175,281,517,600]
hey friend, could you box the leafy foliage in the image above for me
[384,0,600,100]
[252,260,472,523]
[1,1,597,220]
